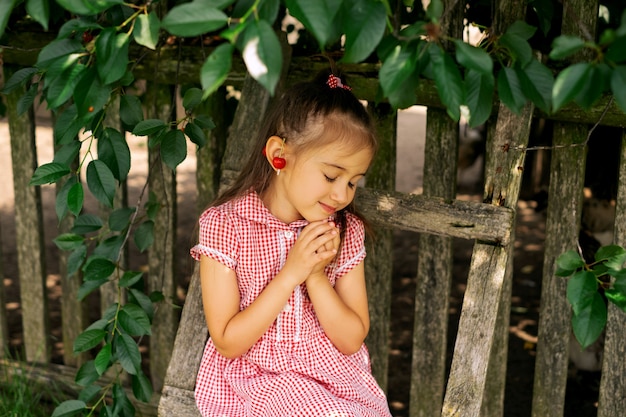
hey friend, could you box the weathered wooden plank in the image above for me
[5,65,50,363]
[531,122,588,417]
[159,385,201,417]
[3,32,626,127]
[145,82,178,393]
[355,189,514,245]
[410,106,458,417]
[597,129,626,417]
[364,102,396,391]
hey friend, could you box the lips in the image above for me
[319,202,336,214]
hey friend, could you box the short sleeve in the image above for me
[332,213,366,279]
[190,207,238,270]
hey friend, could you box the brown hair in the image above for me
[212,69,377,233]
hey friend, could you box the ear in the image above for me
[264,135,286,163]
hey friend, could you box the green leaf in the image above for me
[53,140,81,167]
[45,63,87,109]
[26,0,49,31]
[133,119,167,136]
[606,35,626,63]
[132,372,154,403]
[119,271,143,288]
[78,277,109,301]
[517,59,553,113]
[30,162,70,185]
[183,87,203,112]
[610,66,626,114]
[567,270,598,316]
[201,43,234,99]
[94,343,112,375]
[430,46,463,121]
[1,67,38,94]
[571,292,607,350]
[185,122,207,147]
[129,288,155,320]
[284,0,342,48]
[54,233,85,251]
[119,303,152,336]
[120,95,144,130]
[614,273,626,295]
[160,130,187,170]
[16,83,38,116]
[56,0,124,15]
[529,0,553,35]
[134,220,155,252]
[497,67,527,115]
[194,114,216,130]
[73,68,111,118]
[595,245,626,269]
[555,249,584,275]
[95,29,130,85]
[55,176,75,222]
[379,44,417,97]
[0,0,18,40]
[74,329,106,353]
[53,105,83,146]
[426,0,443,20]
[161,1,228,37]
[575,63,609,110]
[86,160,116,208]
[109,207,136,232]
[505,20,537,40]
[36,38,83,69]
[98,128,131,182]
[75,361,99,387]
[455,40,493,75]
[113,383,136,416]
[58,18,102,39]
[67,182,84,216]
[51,400,87,417]
[134,12,160,50]
[552,62,592,112]
[341,0,386,63]
[77,384,101,404]
[549,35,586,60]
[499,33,533,66]
[68,245,87,277]
[93,235,124,261]
[241,20,282,95]
[605,288,626,312]
[72,214,104,234]
[464,68,494,128]
[83,256,116,281]
[115,333,142,375]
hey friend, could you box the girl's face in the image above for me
[267,140,373,224]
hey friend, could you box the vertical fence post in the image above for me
[0,219,7,357]
[597,129,626,417]
[410,109,458,417]
[364,102,396,391]
[4,65,50,364]
[146,82,178,393]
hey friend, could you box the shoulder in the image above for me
[343,212,366,243]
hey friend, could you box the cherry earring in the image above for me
[271,138,287,175]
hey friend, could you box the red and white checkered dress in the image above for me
[190,190,392,417]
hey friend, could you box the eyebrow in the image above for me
[323,162,368,177]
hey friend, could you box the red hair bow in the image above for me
[327,74,352,91]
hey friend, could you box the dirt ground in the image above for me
[0,107,601,416]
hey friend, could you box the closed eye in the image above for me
[324,174,356,189]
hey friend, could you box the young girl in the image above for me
[190,69,392,417]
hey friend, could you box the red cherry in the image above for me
[82,31,93,43]
[272,157,286,170]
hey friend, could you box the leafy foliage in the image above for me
[1,0,626,414]
[556,245,626,349]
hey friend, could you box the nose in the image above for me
[330,183,351,206]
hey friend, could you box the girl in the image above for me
[190,69,392,417]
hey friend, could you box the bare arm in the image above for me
[305,262,370,355]
[200,220,339,359]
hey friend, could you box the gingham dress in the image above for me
[190,190,392,417]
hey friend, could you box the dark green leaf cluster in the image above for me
[556,245,626,350]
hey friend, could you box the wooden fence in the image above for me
[2,0,626,416]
